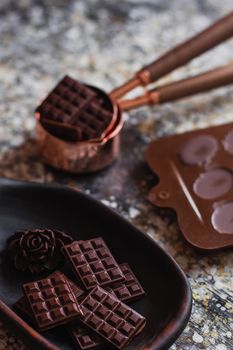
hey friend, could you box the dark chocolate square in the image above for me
[23,271,83,331]
[62,238,125,290]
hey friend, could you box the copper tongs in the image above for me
[111,10,233,111]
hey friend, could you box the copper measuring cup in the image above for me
[36,10,233,174]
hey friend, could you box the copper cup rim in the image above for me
[35,101,123,147]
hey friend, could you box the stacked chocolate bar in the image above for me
[15,237,146,349]
[36,76,115,142]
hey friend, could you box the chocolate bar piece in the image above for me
[23,271,83,331]
[68,278,85,300]
[106,263,145,303]
[79,286,146,349]
[62,238,125,290]
[71,324,102,350]
[37,75,113,142]
[15,278,84,322]
[14,296,32,320]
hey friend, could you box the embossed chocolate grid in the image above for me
[80,286,146,349]
[68,278,85,300]
[62,238,125,290]
[105,263,146,303]
[71,323,102,350]
[37,75,113,142]
[23,271,83,331]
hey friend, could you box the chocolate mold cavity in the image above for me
[223,129,233,155]
[193,168,233,199]
[179,135,218,165]
[212,201,233,234]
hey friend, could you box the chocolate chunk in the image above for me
[23,271,83,331]
[71,324,102,350]
[179,135,218,165]
[62,238,125,290]
[105,263,146,303]
[36,75,113,142]
[79,286,146,349]
[193,168,233,199]
[7,228,73,274]
[211,201,233,233]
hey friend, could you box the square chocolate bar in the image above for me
[62,238,125,290]
[23,271,83,331]
[79,286,146,349]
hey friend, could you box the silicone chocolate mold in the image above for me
[146,122,233,250]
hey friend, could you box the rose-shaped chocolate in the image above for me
[6,229,73,274]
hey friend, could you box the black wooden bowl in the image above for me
[0,178,192,350]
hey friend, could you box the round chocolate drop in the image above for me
[193,168,233,199]
[223,129,233,155]
[179,135,218,165]
[212,202,233,234]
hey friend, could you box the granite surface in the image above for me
[0,0,233,349]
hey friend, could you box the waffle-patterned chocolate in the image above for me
[62,238,125,289]
[11,235,147,349]
[23,271,83,331]
[106,263,145,302]
[36,75,114,142]
[71,324,102,350]
[68,279,85,300]
[147,122,233,250]
[79,286,146,349]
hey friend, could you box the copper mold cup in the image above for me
[36,86,123,174]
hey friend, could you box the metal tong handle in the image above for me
[119,62,233,110]
[111,11,233,99]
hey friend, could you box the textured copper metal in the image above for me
[36,87,123,174]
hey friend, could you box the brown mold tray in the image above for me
[146,122,233,251]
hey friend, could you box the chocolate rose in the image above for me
[7,229,73,274]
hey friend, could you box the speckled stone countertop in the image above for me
[0,1,233,349]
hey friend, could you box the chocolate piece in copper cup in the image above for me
[36,76,116,143]
[36,85,122,174]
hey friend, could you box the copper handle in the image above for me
[120,62,233,110]
[111,11,233,99]
[158,61,233,103]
